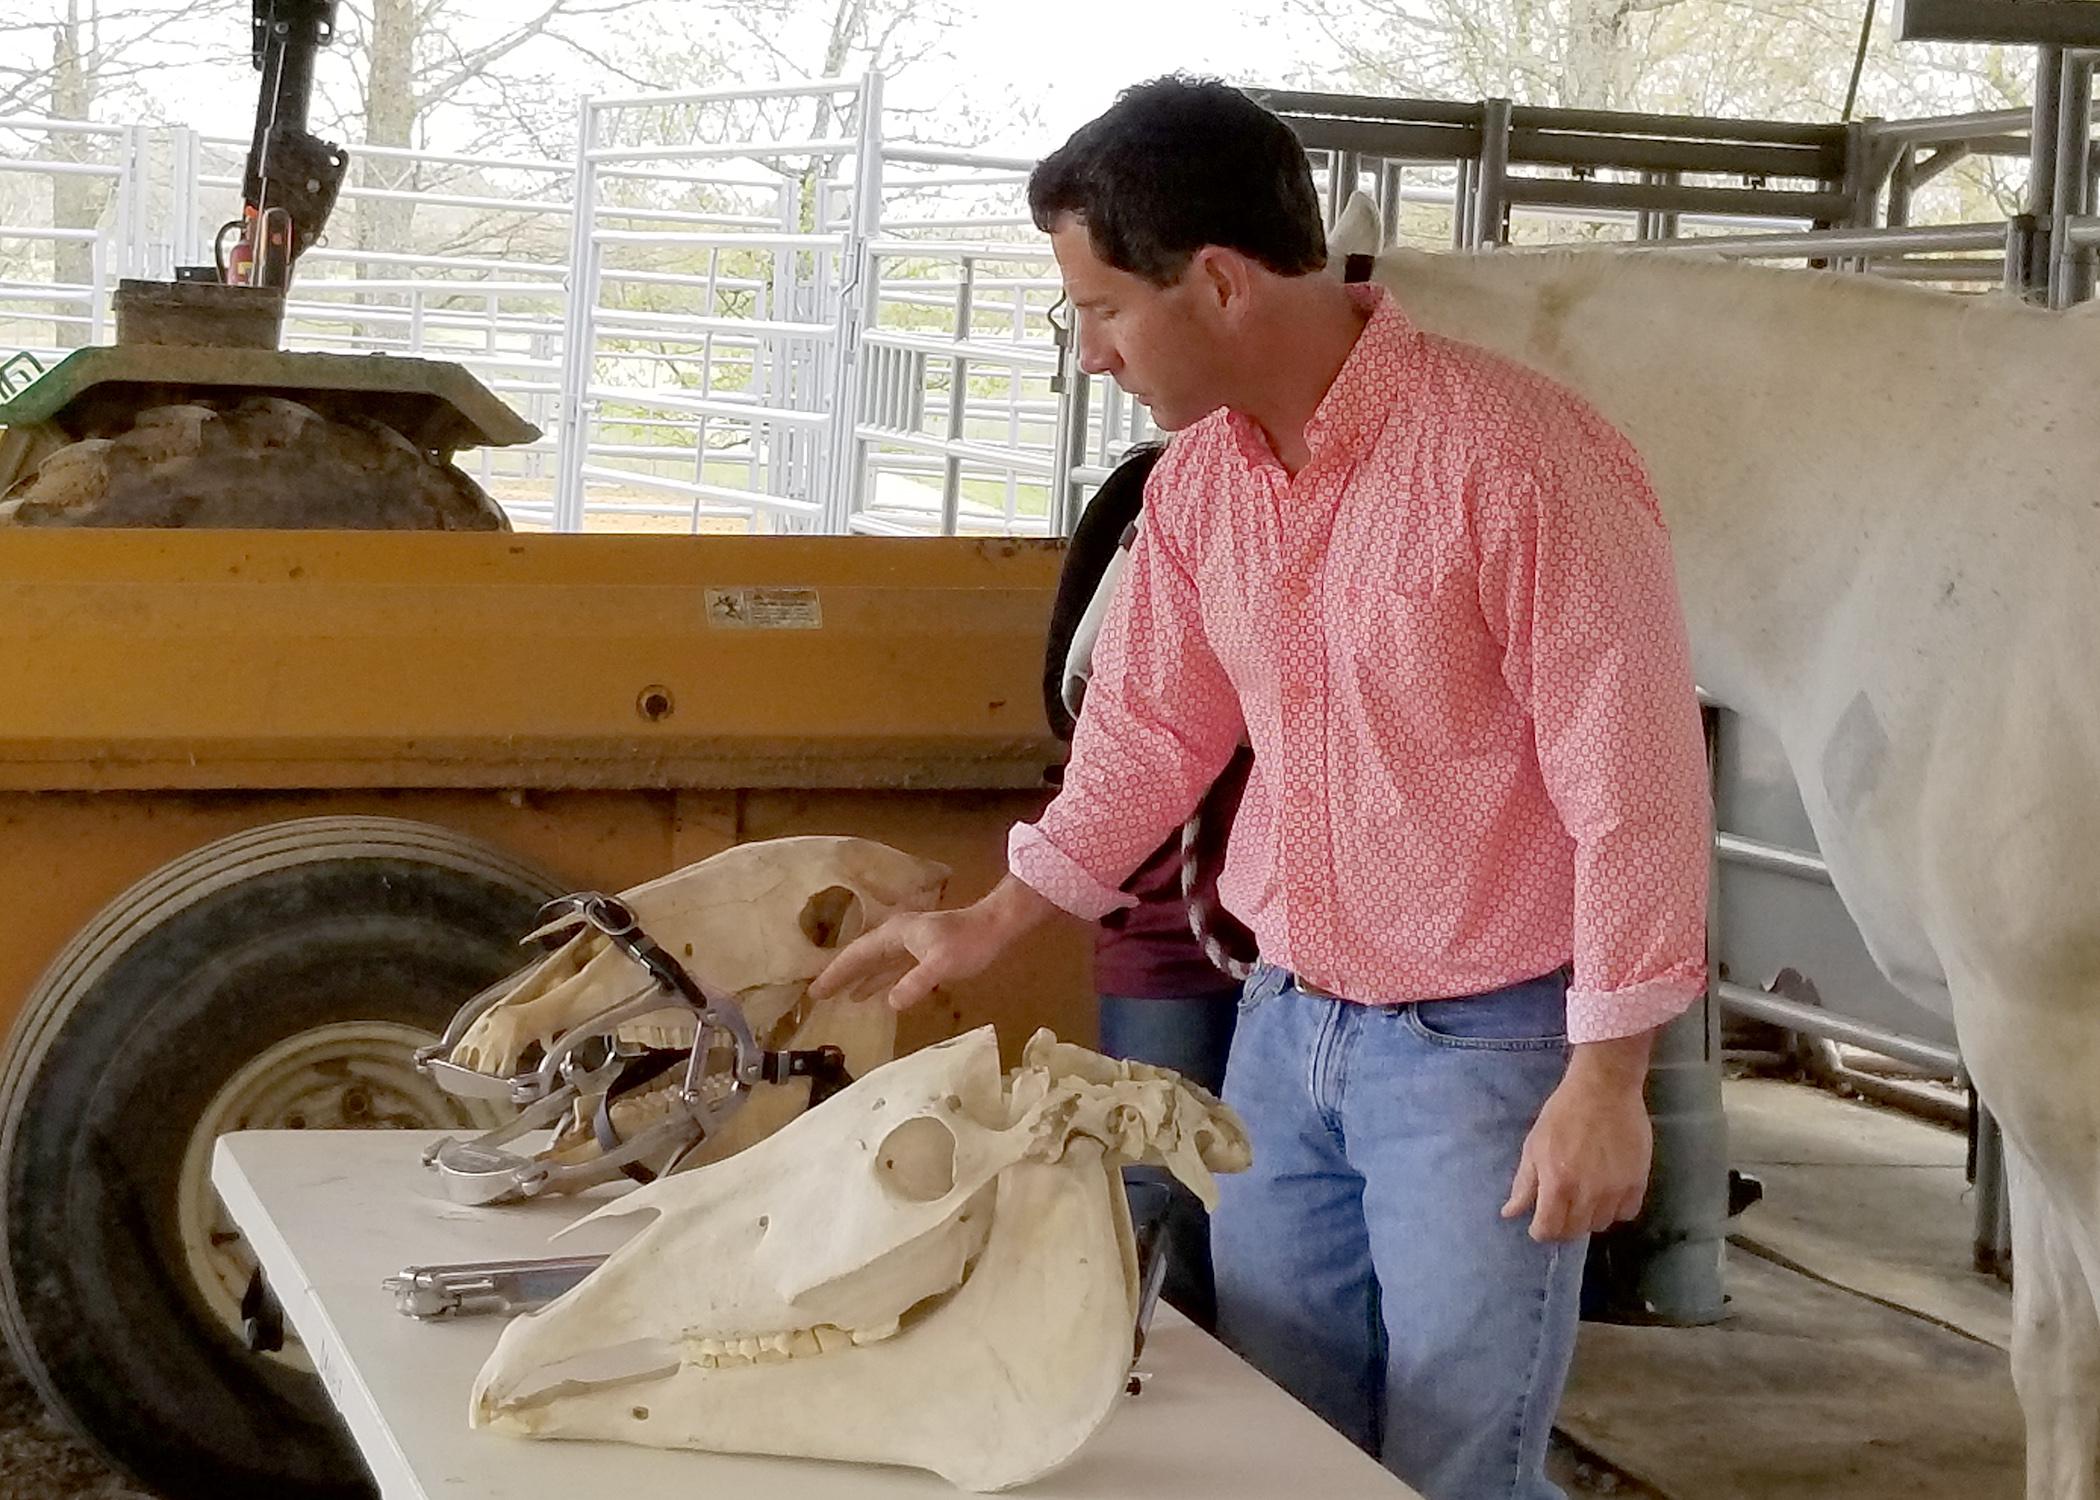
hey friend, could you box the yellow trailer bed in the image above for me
[0,529,1088,1500]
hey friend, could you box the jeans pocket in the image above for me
[1399,972,1569,1051]
[1237,962,1291,1016]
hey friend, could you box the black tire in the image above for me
[0,816,563,1500]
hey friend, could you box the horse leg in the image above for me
[1954,976,2100,1500]
[2005,1145,2100,1500]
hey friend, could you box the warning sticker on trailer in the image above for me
[704,587,824,630]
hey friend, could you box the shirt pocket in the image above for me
[1331,579,1505,760]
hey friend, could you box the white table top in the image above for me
[213,1130,1417,1499]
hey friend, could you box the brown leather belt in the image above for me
[1291,964,1573,1005]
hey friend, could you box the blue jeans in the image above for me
[1213,965,1586,1500]
[1099,993,1238,1332]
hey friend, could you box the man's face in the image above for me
[1049,217,1230,432]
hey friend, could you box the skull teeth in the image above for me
[678,1320,895,1369]
[547,1071,690,1163]
[613,1019,697,1050]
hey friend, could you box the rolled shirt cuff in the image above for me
[1566,971,1705,1044]
[1007,822,1140,921]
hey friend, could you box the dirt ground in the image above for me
[0,1345,151,1500]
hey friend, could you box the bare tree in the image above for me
[2,2,242,342]
[1280,0,1882,112]
[321,0,660,255]
[647,0,1025,234]
[1279,0,2031,121]
[0,2,241,118]
[1274,0,2036,228]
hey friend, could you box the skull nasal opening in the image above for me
[875,1116,959,1202]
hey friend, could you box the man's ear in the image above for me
[1189,245,1257,317]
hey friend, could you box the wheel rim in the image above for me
[174,1022,506,1371]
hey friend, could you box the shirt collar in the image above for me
[1225,282,1416,471]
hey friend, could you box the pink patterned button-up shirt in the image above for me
[1011,285,1711,1044]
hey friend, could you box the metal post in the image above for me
[1655,171,1682,239]
[1635,170,1682,240]
[2005,212,2039,289]
[697,246,722,529]
[1331,149,1363,224]
[1590,992,1730,1325]
[1972,1104,2014,1280]
[552,97,600,532]
[88,235,107,343]
[480,291,498,490]
[823,70,884,534]
[1584,700,1729,1326]
[170,126,201,271]
[1005,283,1024,526]
[1839,120,1878,270]
[117,124,150,279]
[1047,287,1084,536]
[939,255,975,536]
[1473,99,1513,247]
[2051,51,2094,305]
[1380,160,1403,245]
[1887,144,1916,227]
[1843,119,1881,229]
[2024,47,2066,299]
[1452,157,1476,250]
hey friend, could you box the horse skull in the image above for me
[469,1026,1252,1491]
[447,836,949,1167]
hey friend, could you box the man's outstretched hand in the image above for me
[810,874,1065,1012]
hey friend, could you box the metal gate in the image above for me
[552,77,881,533]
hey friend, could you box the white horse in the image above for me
[1326,194,2100,1497]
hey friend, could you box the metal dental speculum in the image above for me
[419,891,830,1204]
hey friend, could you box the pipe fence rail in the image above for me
[3,75,2093,538]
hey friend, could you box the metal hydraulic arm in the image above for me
[217,0,347,289]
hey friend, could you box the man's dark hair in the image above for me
[1028,76,1326,287]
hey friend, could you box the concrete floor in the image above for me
[1556,1076,2020,1500]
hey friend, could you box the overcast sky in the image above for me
[942,1,1318,151]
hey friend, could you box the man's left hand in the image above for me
[1501,1034,1655,1242]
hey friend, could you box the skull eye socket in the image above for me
[875,1116,958,1202]
[799,885,864,950]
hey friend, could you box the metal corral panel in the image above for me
[1712,708,1960,1054]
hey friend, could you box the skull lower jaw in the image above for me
[471,1150,1137,1492]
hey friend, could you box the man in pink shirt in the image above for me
[815,77,1711,1500]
